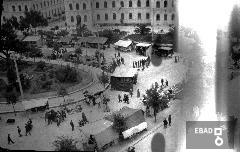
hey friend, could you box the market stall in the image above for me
[78,37,108,49]
[136,43,151,56]
[114,40,133,52]
[152,43,174,57]
[105,106,147,139]
[110,66,137,92]
[81,119,119,151]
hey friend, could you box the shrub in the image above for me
[53,136,78,151]
[20,73,31,91]
[39,73,47,81]
[35,61,46,71]
[48,70,55,79]
[55,66,78,83]
[0,79,7,91]
[41,80,52,90]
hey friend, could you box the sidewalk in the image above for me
[0,57,106,115]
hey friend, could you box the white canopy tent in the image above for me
[136,43,151,47]
[111,66,137,77]
[114,40,133,52]
[114,40,132,48]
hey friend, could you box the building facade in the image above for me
[1,0,65,23]
[64,0,177,28]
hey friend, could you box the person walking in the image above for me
[17,126,22,137]
[118,94,122,102]
[137,89,140,98]
[8,134,15,144]
[82,112,88,123]
[70,120,74,131]
[165,80,168,86]
[163,118,168,128]
[25,123,31,136]
[57,117,60,127]
[129,89,133,97]
[118,51,120,57]
[133,62,135,68]
[126,95,129,104]
[168,115,172,126]
[161,79,164,86]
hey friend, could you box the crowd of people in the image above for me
[132,57,150,70]
[113,51,125,67]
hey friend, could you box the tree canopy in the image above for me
[134,24,151,35]
[19,10,48,30]
[0,21,30,68]
[112,114,127,134]
[145,82,168,122]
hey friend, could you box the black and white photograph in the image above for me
[0,0,239,151]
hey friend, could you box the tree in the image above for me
[134,24,151,35]
[112,114,126,139]
[76,24,88,37]
[1,21,30,86]
[53,136,78,151]
[75,47,82,56]
[52,42,62,57]
[5,16,20,30]
[98,71,109,87]
[4,86,18,104]
[56,30,69,37]
[145,83,167,122]
[55,66,78,83]
[19,10,48,30]
[98,29,120,45]
[20,73,31,91]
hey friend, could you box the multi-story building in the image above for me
[1,0,65,23]
[64,0,177,28]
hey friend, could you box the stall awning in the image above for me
[78,37,108,44]
[111,66,137,77]
[114,40,132,48]
[23,36,41,42]
[136,43,151,47]
[81,119,113,135]
[158,47,173,51]
[58,36,72,43]
[22,98,48,110]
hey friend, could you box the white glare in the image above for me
[178,0,237,151]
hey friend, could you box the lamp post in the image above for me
[151,0,155,44]
[10,54,24,100]
[96,24,101,68]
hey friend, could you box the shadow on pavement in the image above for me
[150,54,163,67]
[151,133,165,152]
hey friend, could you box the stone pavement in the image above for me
[0,57,105,114]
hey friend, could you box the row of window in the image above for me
[11,0,61,12]
[69,3,87,10]
[71,15,88,23]
[70,13,175,23]
[95,0,173,9]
